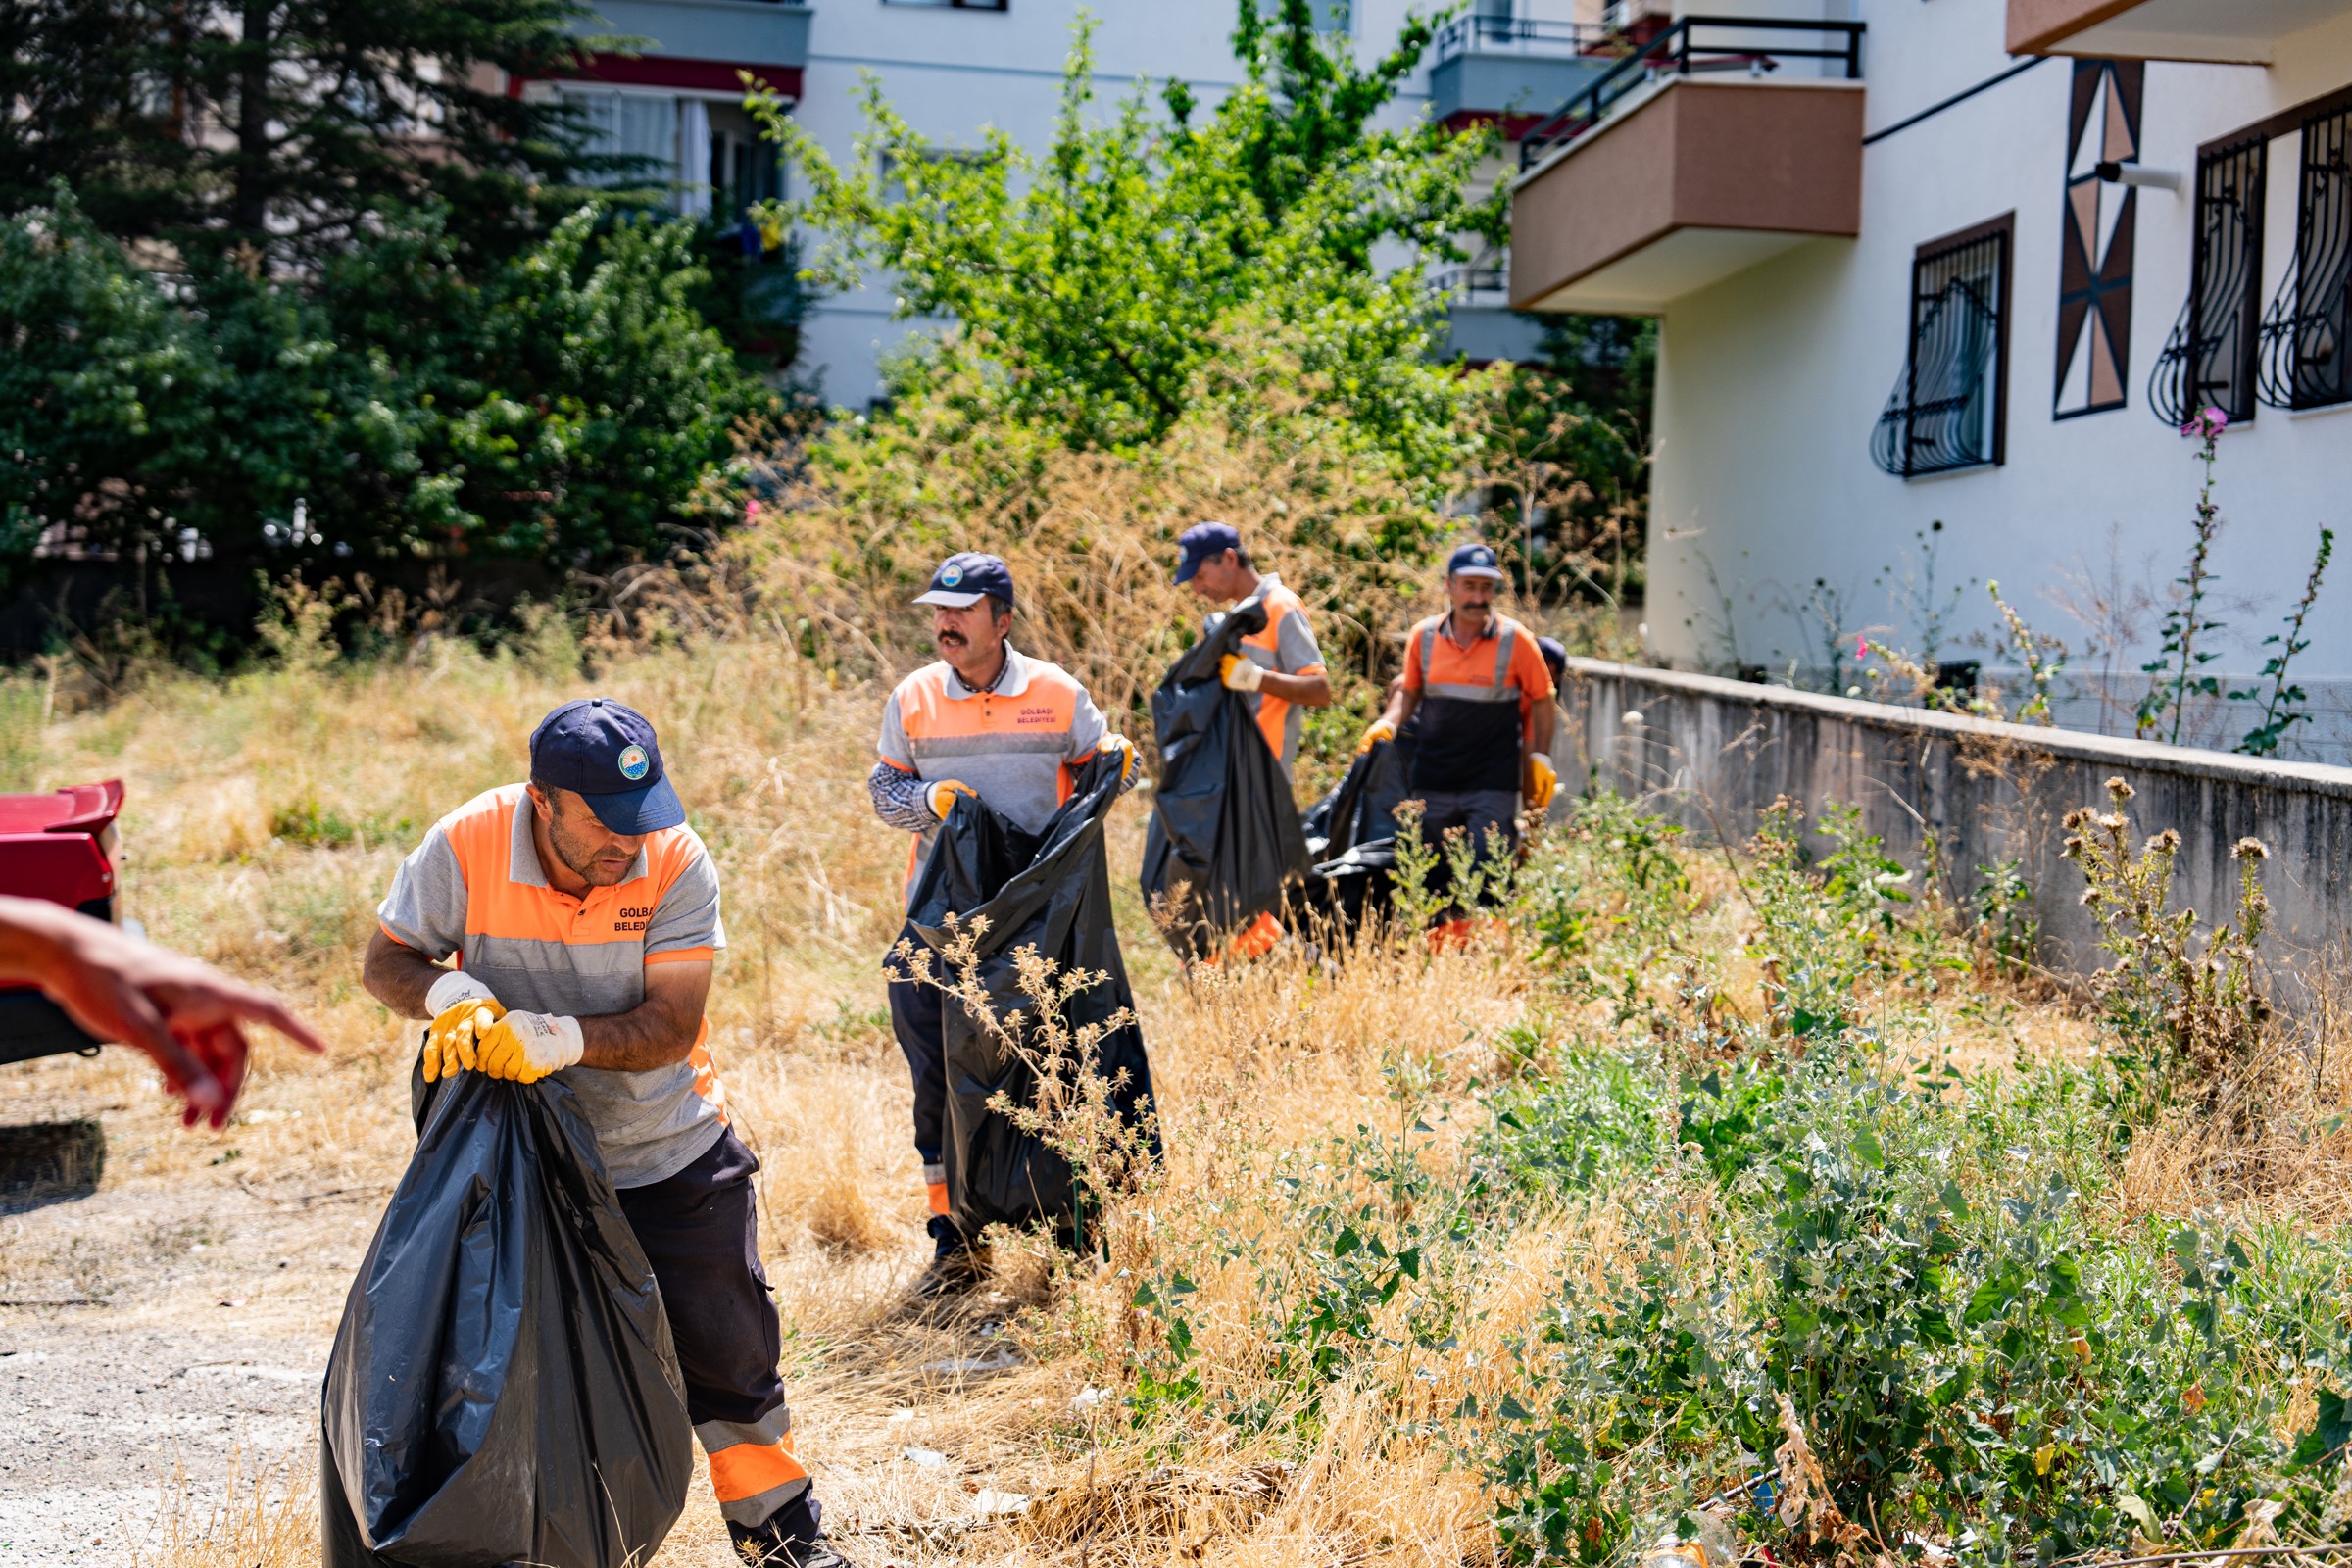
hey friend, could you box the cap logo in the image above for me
[617,744,650,782]
[940,563,964,588]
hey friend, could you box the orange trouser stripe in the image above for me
[927,1180,951,1217]
[1228,911,1283,960]
[708,1435,807,1501]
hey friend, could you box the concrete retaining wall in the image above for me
[1555,658,2352,979]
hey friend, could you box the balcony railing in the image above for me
[1430,265,1514,307]
[1432,15,1604,66]
[1517,15,1866,170]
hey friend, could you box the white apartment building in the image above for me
[1508,1,2352,754]
[541,0,1670,400]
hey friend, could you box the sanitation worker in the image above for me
[361,698,841,1568]
[1173,520,1333,958]
[867,552,1138,1295]
[1358,542,1557,926]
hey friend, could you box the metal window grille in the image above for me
[1873,225,2009,478]
[2151,136,2267,425]
[2259,106,2352,411]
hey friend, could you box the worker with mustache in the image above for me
[865,553,1138,1295]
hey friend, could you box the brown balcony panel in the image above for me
[1509,78,1864,316]
[2007,0,2352,63]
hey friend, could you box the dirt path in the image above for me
[0,1042,1080,1568]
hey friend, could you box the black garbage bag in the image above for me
[907,752,1157,1237]
[1140,596,1312,961]
[1300,737,1412,931]
[320,1068,692,1568]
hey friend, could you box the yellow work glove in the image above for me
[1357,718,1396,755]
[474,1009,585,1085]
[421,971,505,1083]
[1527,754,1558,811]
[1218,654,1264,694]
[1098,734,1137,784]
[927,779,975,820]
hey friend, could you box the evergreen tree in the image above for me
[0,0,620,268]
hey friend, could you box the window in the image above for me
[1873,217,2014,478]
[2150,134,2266,425]
[2259,101,2352,411]
[2054,60,2142,418]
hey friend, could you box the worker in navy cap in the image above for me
[1172,520,1333,958]
[1359,543,1557,931]
[866,552,1138,1294]
[364,698,846,1566]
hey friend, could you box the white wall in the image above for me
[789,0,1445,405]
[1645,1,2352,749]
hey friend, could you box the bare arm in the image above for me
[1260,668,1332,707]
[1524,698,1557,765]
[0,895,324,1128]
[576,960,711,1073]
[364,928,444,1019]
[1378,684,1421,733]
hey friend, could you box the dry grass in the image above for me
[8,626,2350,1567]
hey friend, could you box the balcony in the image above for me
[2007,0,2352,64]
[1431,266,1551,365]
[1507,17,1866,315]
[1429,14,1617,135]
[573,0,811,95]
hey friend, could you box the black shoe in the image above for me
[913,1213,984,1298]
[729,1491,847,1567]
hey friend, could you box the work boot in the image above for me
[729,1490,847,1568]
[913,1213,984,1298]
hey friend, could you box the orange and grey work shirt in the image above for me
[376,783,728,1189]
[1399,611,1555,795]
[869,644,1108,904]
[1217,573,1327,777]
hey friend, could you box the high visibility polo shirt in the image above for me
[1399,611,1554,795]
[876,643,1107,904]
[1220,573,1327,777]
[376,783,729,1189]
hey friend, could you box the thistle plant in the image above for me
[1985,579,2067,724]
[2061,775,2270,1109]
[2233,526,2333,759]
[2136,407,2230,745]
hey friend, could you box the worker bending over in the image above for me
[866,553,1137,1295]
[1360,542,1557,918]
[1174,520,1333,957]
[363,699,840,1568]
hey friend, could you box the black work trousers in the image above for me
[886,919,949,1187]
[616,1127,806,1529]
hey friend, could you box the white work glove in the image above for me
[474,1009,585,1085]
[422,970,505,1083]
[1218,654,1265,693]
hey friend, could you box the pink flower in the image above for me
[1855,634,1869,661]
[2181,406,2230,440]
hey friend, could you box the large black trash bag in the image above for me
[1300,737,1412,931]
[1139,596,1312,961]
[906,752,1157,1237]
[320,1067,692,1568]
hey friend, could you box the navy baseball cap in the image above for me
[913,552,1014,610]
[1538,636,1569,681]
[1447,541,1505,580]
[1173,521,1243,585]
[528,698,685,835]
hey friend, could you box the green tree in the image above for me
[0,190,757,584]
[0,0,619,269]
[752,2,1500,488]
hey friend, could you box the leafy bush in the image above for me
[0,190,760,587]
